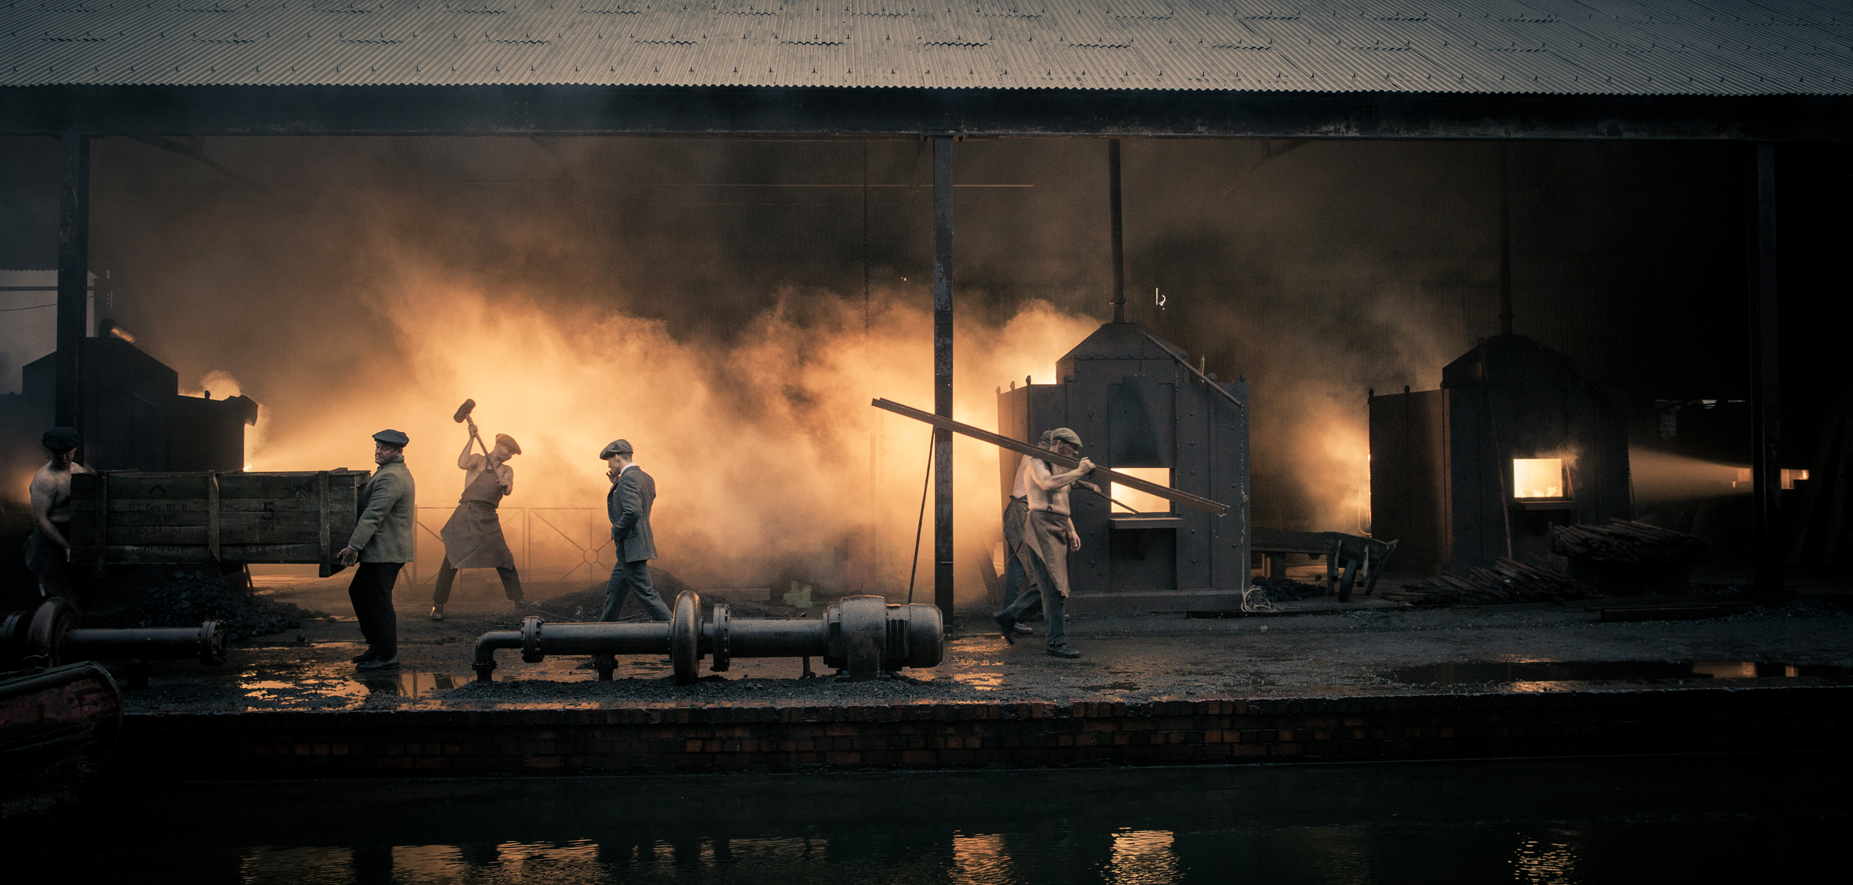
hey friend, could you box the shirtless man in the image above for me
[993,427,1094,658]
[25,426,91,607]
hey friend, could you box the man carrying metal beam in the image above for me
[995,427,1094,659]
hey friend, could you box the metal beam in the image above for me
[932,136,954,625]
[872,399,1230,517]
[56,132,90,436]
[1750,143,1782,598]
[9,87,1853,141]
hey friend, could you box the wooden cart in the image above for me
[66,471,369,577]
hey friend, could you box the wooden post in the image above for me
[207,472,222,562]
[1751,143,1783,598]
[932,136,955,626]
[56,133,91,434]
[318,471,332,578]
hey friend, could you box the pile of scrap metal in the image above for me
[1381,558,1592,606]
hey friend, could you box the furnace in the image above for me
[1369,334,1630,575]
[997,322,1249,613]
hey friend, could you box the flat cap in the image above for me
[1048,427,1083,448]
[599,439,633,459]
[494,433,521,455]
[42,426,80,450]
[372,429,410,447]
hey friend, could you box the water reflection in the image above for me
[25,756,1850,883]
[240,668,476,707]
[1386,660,1853,688]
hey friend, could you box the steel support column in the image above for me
[1750,143,1782,597]
[1108,138,1126,323]
[56,132,91,435]
[932,136,955,626]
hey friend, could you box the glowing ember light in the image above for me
[1513,458,1564,498]
[1109,467,1172,514]
[1733,467,1809,490]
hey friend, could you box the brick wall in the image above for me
[108,686,1852,779]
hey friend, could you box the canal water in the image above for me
[15,753,1846,883]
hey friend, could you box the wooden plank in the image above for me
[220,543,323,562]
[871,398,1229,516]
[73,474,212,498]
[97,510,319,528]
[318,471,332,578]
[106,524,327,546]
[85,542,324,563]
[220,472,365,498]
[207,472,221,562]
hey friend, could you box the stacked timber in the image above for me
[66,471,368,576]
[1550,519,1710,563]
[1382,558,1591,606]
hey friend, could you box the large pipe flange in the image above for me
[888,603,946,669]
[708,603,731,672]
[197,620,228,665]
[836,595,888,681]
[24,598,79,668]
[670,590,702,684]
[520,616,544,663]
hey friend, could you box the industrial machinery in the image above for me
[472,591,944,684]
[995,322,1250,613]
[1370,334,1630,574]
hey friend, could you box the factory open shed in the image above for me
[5,0,1847,611]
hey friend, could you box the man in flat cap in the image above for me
[24,426,91,608]
[339,429,416,670]
[994,427,1093,658]
[599,439,670,624]
[429,418,526,620]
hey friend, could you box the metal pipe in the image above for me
[65,624,226,666]
[471,591,944,684]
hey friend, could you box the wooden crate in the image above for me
[67,471,369,577]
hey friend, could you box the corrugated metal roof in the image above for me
[3,0,1850,94]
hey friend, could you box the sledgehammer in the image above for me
[453,398,492,458]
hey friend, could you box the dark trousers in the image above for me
[1002,497,1028,607]
[432,558,523,604]
[348,562,405,657]
[601,559,671,622]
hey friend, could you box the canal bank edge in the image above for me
[105,684,1850,778]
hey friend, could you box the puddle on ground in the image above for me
[951,672,1006,689]
[240,668,485,706]
[1385,660,1853,688]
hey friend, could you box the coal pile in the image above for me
[1383,558,1592,606]
[87,570,323,641]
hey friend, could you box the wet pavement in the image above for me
[107,571,1853,712]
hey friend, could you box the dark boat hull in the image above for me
[1,662,122,821]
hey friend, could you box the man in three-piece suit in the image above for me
[598,438,670,622]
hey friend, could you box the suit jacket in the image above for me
[607,465,658,563]
[349,457,416,563]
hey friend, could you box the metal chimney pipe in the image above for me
[1109,139,1126,323]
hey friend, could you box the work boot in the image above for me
[1046,645,1081,659]
[993,611,1017,645]
[1013,622,1034,634]
[357,656,399,670]
[429,604,445,621]
[351,648,379,664]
